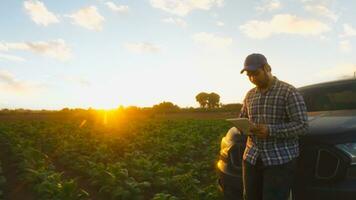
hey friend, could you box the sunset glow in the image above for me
[1,0,355,109]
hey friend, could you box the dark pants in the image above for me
[242,157,296,200]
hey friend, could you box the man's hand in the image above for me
[249,123,269,139]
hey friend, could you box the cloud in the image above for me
[299,0,334,5]
[0,43,7,51]
[319,35,330,41]
[162,17,187,28]
[0,39,72,61]
[124,42,160,53]
[65,76,91,87]
[105,2,129,13]
[68,6,104,31]
[192,32,232,49]
[256,0,282,12]
[150,0,224,16]
[0,70,39,94]
[339,40,352,53]
[216,21,224,26]
[339,24,356,38]
[304,4,338,22]
[240,14,330,39]
[318,64,356,79]
[0,53,26,62]
[24,0,59,26]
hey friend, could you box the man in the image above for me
[239,53,308,200]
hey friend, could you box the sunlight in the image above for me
[103,111,108,125]
[79,119,87,128]
[95,108,123,126]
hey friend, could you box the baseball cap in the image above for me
[240,53,268,74]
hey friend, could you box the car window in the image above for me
[300,81,356,112]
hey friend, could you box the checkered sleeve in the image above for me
[267,88,309,138]
[239,95,248,118]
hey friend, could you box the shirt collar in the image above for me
[255,76,278,94]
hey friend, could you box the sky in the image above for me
[0,0,356,110]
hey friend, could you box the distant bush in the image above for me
[152,102,180,113]
[220,103,242,111]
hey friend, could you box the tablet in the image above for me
[226,118,253,136]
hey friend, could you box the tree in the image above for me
[208,92,220,108]
[195,92,209,108]
[152,101,180,113]
[196,92,221,108]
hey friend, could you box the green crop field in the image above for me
[0,112,233,200]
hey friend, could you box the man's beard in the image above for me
[256,72,270,89]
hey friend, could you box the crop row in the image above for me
[0,118,230,199]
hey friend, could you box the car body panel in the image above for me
[217,79,356,200]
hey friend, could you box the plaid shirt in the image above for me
[239,77,308,166]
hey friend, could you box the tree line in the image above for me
[0,92,242,114]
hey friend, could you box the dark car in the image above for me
[217,78,356,200]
